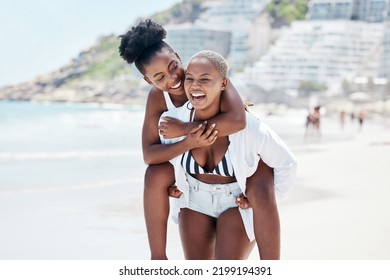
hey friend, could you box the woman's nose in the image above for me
[190,81,201,89]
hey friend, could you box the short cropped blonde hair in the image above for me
[189,50,228,78]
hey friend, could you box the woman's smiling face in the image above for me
[143,50,185,96]
[184,57,227,114]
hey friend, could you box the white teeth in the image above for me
[170,81,181,89]
[191,92,205,97]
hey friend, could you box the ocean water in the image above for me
[0,101,146,194]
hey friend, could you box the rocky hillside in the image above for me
[0,0,307,104]
[0,35,146,104]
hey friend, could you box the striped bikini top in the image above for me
[182,108,234,177]
[181,148,235,177]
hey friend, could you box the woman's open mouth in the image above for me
[190,92,206,102]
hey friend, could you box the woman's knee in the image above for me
[246,161,275,207]
[144,162,175,187]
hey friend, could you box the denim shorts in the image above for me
[185,174,242,218]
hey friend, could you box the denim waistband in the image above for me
[186,174,240,195]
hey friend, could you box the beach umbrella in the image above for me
[348,91,371,103]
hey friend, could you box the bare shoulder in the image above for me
[145,86,167,115]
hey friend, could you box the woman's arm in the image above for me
[211,78,246,136]
[142,87,217,165]
[160,79,246,139]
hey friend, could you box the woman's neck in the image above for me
[192,104,220,122]
[169,92,188,107]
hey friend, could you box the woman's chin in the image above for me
[190,99,206,109]
[169,86,185,96]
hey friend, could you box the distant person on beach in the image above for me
[358,109,366,131]
[119,19,280,260]
[350,112,355,122]
[159,50,297,259]
[340,111,346,129]
[305,106,321,136]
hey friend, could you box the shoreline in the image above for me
[3,98,390,118]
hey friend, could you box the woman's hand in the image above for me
[168,185,182,198]
[159,116,188,139]
[184,121,218,149]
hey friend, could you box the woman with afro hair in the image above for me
[119,19,279,260]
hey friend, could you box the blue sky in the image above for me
[0,0,180,87]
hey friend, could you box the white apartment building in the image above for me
[165,24,231,67]
[308,0,354,19]
[353,0,389,22]
[238,20,384,92]
[381,21,390,78]
[308,0,390,22]
[195,0,270,70]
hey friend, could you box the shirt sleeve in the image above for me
[256,121,298,198]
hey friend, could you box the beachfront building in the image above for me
[352,0,389,22]
[308,0,354,20]
[380,21,390,78]
[194,0,271,70]
[236,20,384,93]
[308,0,390,22]
[164,24,231,67]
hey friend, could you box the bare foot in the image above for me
[236,193,251,209]
[168,185,182,198]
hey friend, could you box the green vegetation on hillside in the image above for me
[266,0,308,27]
[149,0,206,25]
[85,36,132,80]
[75,36,132,81]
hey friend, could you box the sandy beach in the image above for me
[278,115,390,260]
[1,109,389,260]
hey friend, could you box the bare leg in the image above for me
[143,162,175,259]
[178,208,216,260]
[245,160,280,259]
[215,208,255,259]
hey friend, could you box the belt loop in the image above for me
[226,184,232,196]
[194,181,199,191]
[188,175,199,192]
[194,177,200,192]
